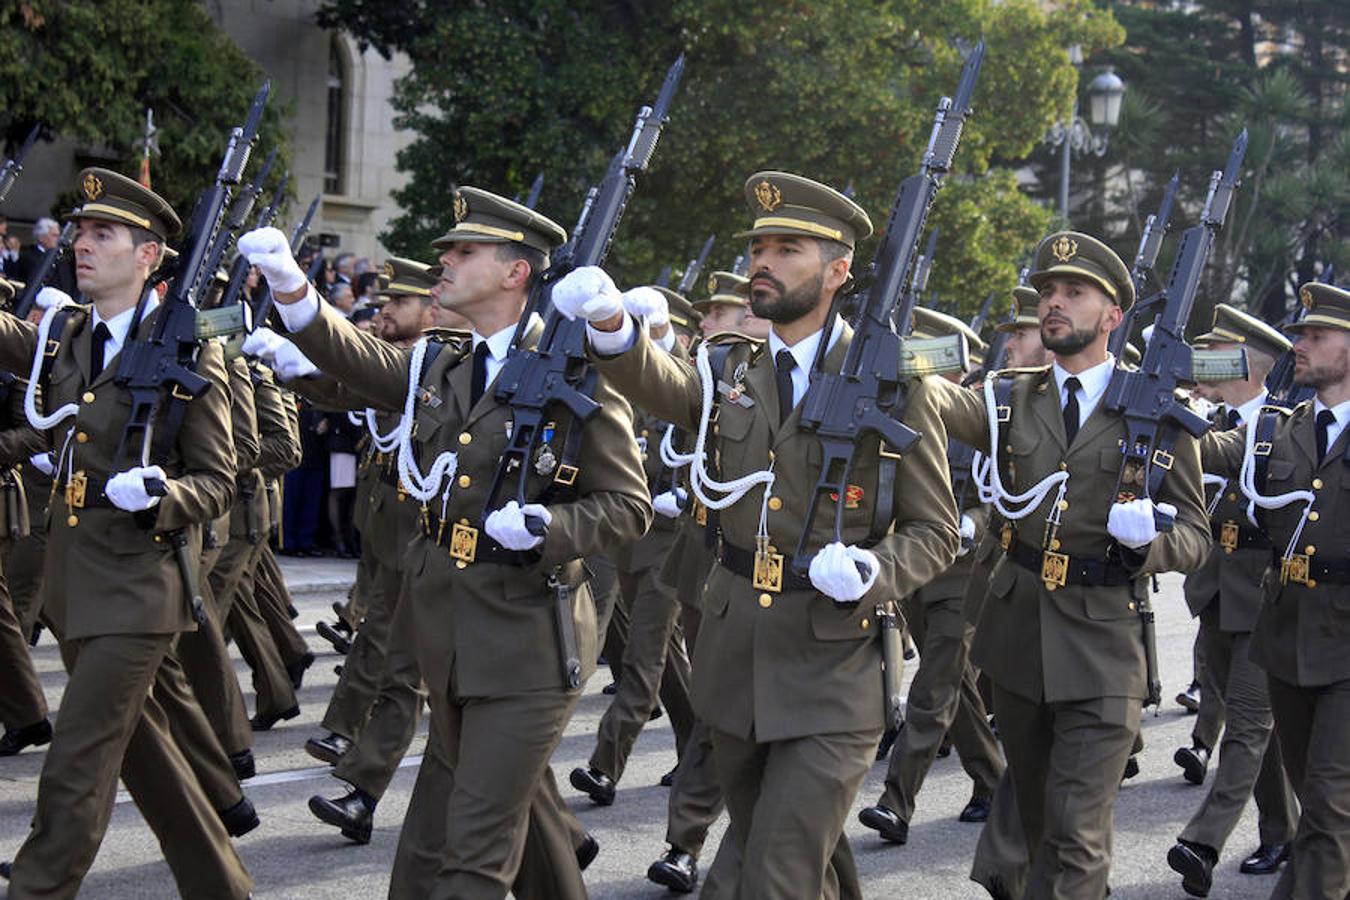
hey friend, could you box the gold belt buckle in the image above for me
[65,471,88,510]
[692,497,707,526]
[1040,550,1069,590]
[1219,521,1239,554]
[1281,553,1310,585]
[449,522,478,564]
[752,537,784,593]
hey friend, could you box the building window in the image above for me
[324,38,347,194]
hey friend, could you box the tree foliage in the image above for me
[0,0,291,226]
[318,0,1123,321]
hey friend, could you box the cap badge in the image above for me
[453,193,468,224]
[754,180,782,213]
[81,173,104,201]
[1300,286,1313,309]
[383,261,395,278]
[707,274,718,295]
[1051,236,1078,263]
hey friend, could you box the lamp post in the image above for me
[1046,47,1126,221]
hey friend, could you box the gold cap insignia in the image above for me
[1051,236,1078,262]
[1301,286,1313,309]
[383,261,395,278]
[81,173,104,201]
[753,180,782,213]
[453,193,468,224]
[707,274,717,294]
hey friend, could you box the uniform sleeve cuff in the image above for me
[587,314,637,357]
[273,285,322,334]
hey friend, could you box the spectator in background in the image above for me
[333,252,355,286]
[353,271,380,310]
[16,217,77,295]
[328,282,355,317]
[351,306,378,333]
[2,234,20,280]
[281,399,328,557]
[320,411,362,559]
[353,257,372,276]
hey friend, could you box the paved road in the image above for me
[0,564,1285,898]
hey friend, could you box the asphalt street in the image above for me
[0,562,1285,899]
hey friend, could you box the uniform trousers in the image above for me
[323,556,399,740]
[211,534,295,717]
[0,549,45,731]
[175,577,253,756]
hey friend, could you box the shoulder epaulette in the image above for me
[992,364,1052,378]
[422,327,471,346]
[703,330,761,348]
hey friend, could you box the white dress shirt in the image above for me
[1051,355,1115,427]
[1231,390,1267,428]
[766,317,844,408]
[471,322,518,388]
[1313,397,1350,456]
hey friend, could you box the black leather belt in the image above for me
[1007,540,1133,589]
[419,514,538,567]
[717,539,813,593]
[54,473,117,510]
[1276,553,1350,586]
[1211,520,1270,551]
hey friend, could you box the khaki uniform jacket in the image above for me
[0,307,235,639]
[613,404,680,575]
[1181,465,1266,633]
[287,302,651,697]
[222,357,261,542]
[0,380,44,538]
[592,324,960,742]
[1204,403,1350,687]
[938,369,1209,703]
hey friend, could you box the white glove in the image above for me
[36,286,73,310]
[237,227,308,295]
[484,500,551,551]
[652,488,688,518]
[551,266,622,323]
[958,513,976,556]
[1107,498,1177,549]
[241,327,286,365]
[106,465,166,512]
[272,338,318,381]
[808,541,880,605]
[622,286,670,327]
[27,452,55,476]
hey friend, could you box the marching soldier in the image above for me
[239,185,651,896]
[558,171,960,899]
[1201,282,1350,899]
[0,169,251,898]
[937,231,1210,898]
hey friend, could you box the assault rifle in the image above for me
[484,55,685,531]
[792,40,984,574]
[897,227,940,326]
[197,169,290,341]
[250,191,319,331]
[1109,172,1179,360]
[968,292,996,334]
[677,234,715,295]
[0,125,39,205]
[11,221,76,319]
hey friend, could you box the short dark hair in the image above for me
[816,238,851,264]
[495,242,548,291]
[127,225,166,270]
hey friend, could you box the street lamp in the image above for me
[1046,49,1126,221]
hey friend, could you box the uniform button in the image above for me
[1128,602,1136,611]
[1305,545,1316,556]
[1306,578,1317,588]
[1227,493,1238,502]
[758,593,773,608]
[153,534,163,543]
[641,429,649,438]
[1050,539,1061,551]
[768,497,783,511]
[768,450,775,463]
[1312,478,1323,489]
[455,560,468,569]
[1005,445,1014,454]
[1058,499,1069,511]
[66,514,78,527]
[860,618,870,630]
[457,475,471,488]
[76,431,88,443]
[1059,462,1068,471]
[458,432,472,445]
[82,391,95,403]
[1308,511,1319,522]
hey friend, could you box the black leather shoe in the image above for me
[650,706,663,721]
[647,847,698,893]
[959,795,992,823]
[1167,839,1217,897]
[858,804,908,844]
[1238,842,1290,875]
[250,705,300,732]
[316,621,351,655]
[660,766,677,787]
[28,622,42,647]
[0,718,52,756]
[602,681,618,695]
[576,833,599,870]
[308,789,373,844]
[287,652,315,689]
[1,860,10,879]
[1176,681,1201,713]
[230,749,256,781]
[219,796,260,837]
[1174,744,1211,785]
[330,602,355,634]
[570,766,616,806]
[875,726,899,761]
[1122,755,1140,781]
[305,732,352,766]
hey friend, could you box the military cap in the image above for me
[693,270,749,313]
[652,286,702,334]
[910,307,988,356]
[1029,230,1134,309]
[431,186,566,254]
[997,285,1042,332]
[734,172,873,250]
[1194,302,1292,358]
[66,167,181,241]
[376,257,437,300]
[1288,282,1350,333]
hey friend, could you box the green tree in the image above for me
[319,0,1123,321]
[0,0,291,224]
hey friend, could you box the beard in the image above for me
[1294,356,1348,390]
[749,271,824,324]
[1041,311,1103,357]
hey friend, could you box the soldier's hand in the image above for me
[485,500,550,550]
[241,327,286,365]
[272,339,318,381]
[552,266,622,324]
[106,465,167,512]
[652,488,688,518]
[238,227,308,296]
[622,286,670,327]
[809,541,880,605]
[1107,498,1177,549]
[27,452,55,476]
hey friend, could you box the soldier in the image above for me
[694,270,770,341]
[557,171,960,899]
[859,307,1004,844]
[0,169,251,897]
[1202,282,1350,900]
[1164,303,1298,896]
[938,231,1210,898]
[239,185,651,896]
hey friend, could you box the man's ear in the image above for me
[136,240,163,271]
[1102,300,1125,335]
[501,257,532,291]
[824,255,851,294]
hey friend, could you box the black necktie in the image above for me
[775,349,795,425]
[1226,408,1242,430]
[1315,408,1336,462]
[470,342,490,406]
[89,322,111,381]
[1062,376,1081,446]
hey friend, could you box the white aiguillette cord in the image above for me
[979,377,1069,522]
[394,337,458,520]
[25,300,82,431]
[1237,407,1314,561]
